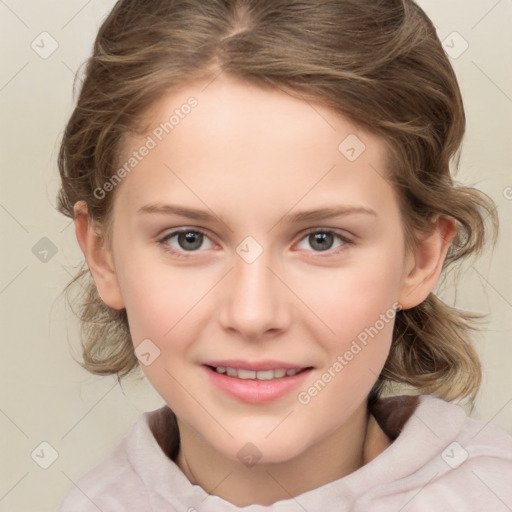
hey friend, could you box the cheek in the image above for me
[116,261,208,401]
[293,266,400,418]
[292,247,403,395]
[115,255,217,382]
[115,245,204,334]
[300,252,403,340]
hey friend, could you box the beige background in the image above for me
[0,1,511,510]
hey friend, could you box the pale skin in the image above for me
[73,74,456,506]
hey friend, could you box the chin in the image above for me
[215,431,311,466]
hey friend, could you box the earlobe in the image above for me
[73,201,125,310]
[398,215,457,310]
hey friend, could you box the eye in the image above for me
[158,227,353,259]
[296,229,353,255]
[158,228,215,257]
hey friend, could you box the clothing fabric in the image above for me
[56,394,512,511]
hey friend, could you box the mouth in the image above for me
[202,363,314,404]
[204,364,313,381]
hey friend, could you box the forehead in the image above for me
[113,75,397,225]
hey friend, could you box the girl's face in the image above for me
[97,75,422,463]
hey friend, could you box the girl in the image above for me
[56,0,512,510]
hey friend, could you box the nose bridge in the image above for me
[219,240,289,338]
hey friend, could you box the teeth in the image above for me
[213,366,304,380]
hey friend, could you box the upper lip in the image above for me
[202,359,312,371]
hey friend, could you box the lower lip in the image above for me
[203,365,313,404]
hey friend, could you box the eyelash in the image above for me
[157,227,354,259]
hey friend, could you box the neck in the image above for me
[175,400,391,506]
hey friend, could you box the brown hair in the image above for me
[57,0,498,402]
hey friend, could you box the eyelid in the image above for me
[299,226,353,241]
[159,226,214,241]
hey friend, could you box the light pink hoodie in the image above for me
[56,394,512,511]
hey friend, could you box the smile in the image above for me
[206,365,309,380]
[203,364,314,404]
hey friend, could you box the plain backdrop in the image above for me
[0,1,511,510]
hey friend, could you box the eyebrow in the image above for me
[137,202,378,224]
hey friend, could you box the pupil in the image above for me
[310,232,333,251]
[179,231,202,250]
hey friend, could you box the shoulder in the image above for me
[373,393,512,453]
[412,394,512,461]
[435,398,512,507]
[375,394,512,511]
[55,409,163,511]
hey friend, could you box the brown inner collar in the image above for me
[147,394,421,462]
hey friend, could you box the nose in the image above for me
[217,246,291,341]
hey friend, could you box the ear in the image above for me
[73,201,125,310]
[398,215,457,310]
